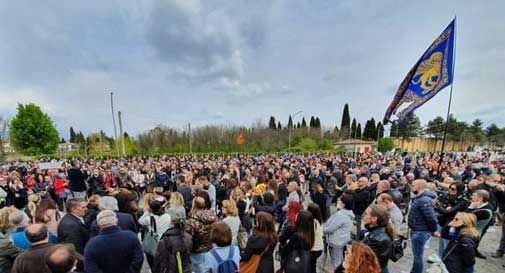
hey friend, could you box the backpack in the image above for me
[210,247,238,273]
[390,234,407,262]
[142,216,160,256]
[153,229,191,273]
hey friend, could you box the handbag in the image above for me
[239,244,270,273]
[142,216,160,256]
[390,234,407,262]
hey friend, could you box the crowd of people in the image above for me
[0,151,504,273]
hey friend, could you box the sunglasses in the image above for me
[449,188,457,191]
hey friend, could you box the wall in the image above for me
[393,137,473,152]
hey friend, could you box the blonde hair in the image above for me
[455,212,480,239]
[222,199,239,217]
[0,207,17,233]
[143,193,155,212]
[27,194,41,220]
[169,192,184,208]
[230,187,245,202]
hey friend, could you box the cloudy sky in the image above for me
[1,0,504,138]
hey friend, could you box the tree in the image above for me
[301,117,307,128]
[287,115,293,129]
[277,122,282,130]
[378,137,395,152]
[296,122,301,129]
[69,127,76,143]
[76,131,85,144]
[396,113,421,139]
[376,122,384,139]
[315,117,321,128]
[390,121,398,137]
[340,103,351,138]
[469,119,485,143]
[363,118,376,140]
[351,118,357,138]
[425,116,445,139]
[309,116,315,128]
[356,123,362,139]
[9,103,59,155]
[268,116,277,130]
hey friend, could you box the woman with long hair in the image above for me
[280,210,314,273]
[307,203,324,273]
[166,192,186,222]
[360,204,395,273]
[34,197,63,236]
[442,212,480,273]
[221,199,241,246]
[240,211,278,273]
[342,242,381,273]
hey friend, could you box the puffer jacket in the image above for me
[360,225,393,268]
[323,209,354,247]
[185,210,217,253]
[152,227,191,273]
[408,191,438,232]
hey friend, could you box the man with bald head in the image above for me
[407,179,439,273]
[46,244,81,273]
[11,224,56,273]
[84,210,143,273]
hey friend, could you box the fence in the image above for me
[393,137,473,152]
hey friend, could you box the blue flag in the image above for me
[384,19,455,124]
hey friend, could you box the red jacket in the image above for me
[53,179,67,195]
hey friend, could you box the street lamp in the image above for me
[288,110,303,153]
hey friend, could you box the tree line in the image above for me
[4,102,505,156]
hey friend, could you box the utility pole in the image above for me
[118,111,126,156]
[188,123,192,154]
[110,92,120,157]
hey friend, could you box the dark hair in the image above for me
[340,194,354,210]
[307,203,323,225]
[25,224,48,243]
[149,200,166,216]
[195,190,211,210]
[254,212,277,245]
[66,198,86,213]
[451,182,466,195]
[296,210,315,249]
[46,244,81,273]
[34,198,57,224]
[210,221,232,247]
[263,192,274,204]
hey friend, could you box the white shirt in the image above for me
[139,212,172,236]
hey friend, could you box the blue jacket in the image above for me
[408,191,438,232]
[84,226,144,273]
[11,227,58,250]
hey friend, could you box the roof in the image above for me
[335,139,376,145]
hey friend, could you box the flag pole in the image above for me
[437,16,457,177]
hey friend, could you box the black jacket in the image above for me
[240,235,275,273]
[435,193,469,226]
[67,168,87,192]
[352,187,371,216]
[360,225,392,268]
[152,227,191,273]
[57,214,90,254]
[253,196,275,217]
[279,232,310,273]
[442,235,478,273]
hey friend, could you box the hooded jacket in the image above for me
[323,208,354,247]
[185,210,217,254]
